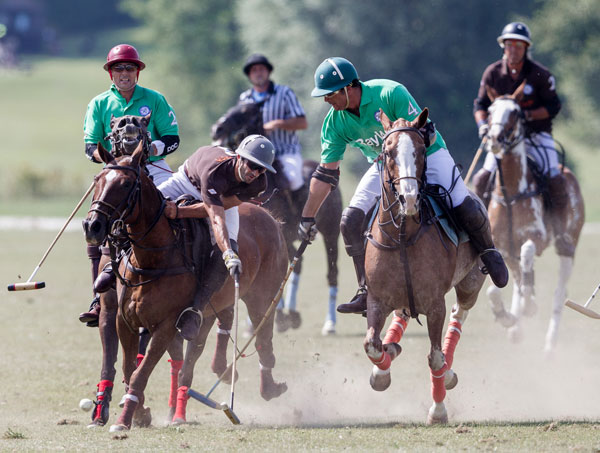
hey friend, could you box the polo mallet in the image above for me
[8,181,96,291]
[188,239,310,421]
[565,283,600,319]
[464,137,488,185]
[227,271,241,424]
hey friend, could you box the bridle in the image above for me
[378,126,426,230]
[106,117,152,157]
[488,97,525,153]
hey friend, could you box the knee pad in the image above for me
[340,207,366,257]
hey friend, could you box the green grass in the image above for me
[1,228,600,451]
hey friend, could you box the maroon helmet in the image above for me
[103,44,146,71]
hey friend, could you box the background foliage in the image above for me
[1,0,599,217]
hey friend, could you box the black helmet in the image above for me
[236,134,277,173]
[243,54,273,76]
[497,22,532,47]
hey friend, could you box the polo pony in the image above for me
[83,142,288,431]
[364,109,486,424]
[483,84,584,353]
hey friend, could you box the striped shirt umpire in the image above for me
[239,82,306,157]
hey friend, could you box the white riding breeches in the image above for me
[277,152,304,191]
[349,147,470,215]
[146,159,174,187]
[482,132,560,177]
[157,164,239,242]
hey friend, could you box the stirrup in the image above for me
[175,307,203,340]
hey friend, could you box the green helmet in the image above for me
[311,57,359,97]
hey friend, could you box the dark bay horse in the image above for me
[83,144,288,431]
[211,102,342,335]
[364,109,485,424]
[484,87,584,353]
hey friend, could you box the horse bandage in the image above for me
[312,165,340,189]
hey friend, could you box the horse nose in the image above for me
[82,218,105,246]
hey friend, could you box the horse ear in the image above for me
[511,80,527,102]
[415,108,429,129]
[97,142,115,165]
[379,109,393,131]
[142,111,152,127]
[131,141,145,168]
[485,85,500,103]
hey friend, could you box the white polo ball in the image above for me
[79,398,94,412]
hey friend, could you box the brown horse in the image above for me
[483,89,585,353]
[212,102,342,335]
[83,144,288,431]
[363,109,485,424]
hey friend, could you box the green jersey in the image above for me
[320,79,447,164]
[83,84,179,162]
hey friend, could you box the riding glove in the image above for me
[298,217,318,242]
[478,123,489,139]
[223,249,242,276]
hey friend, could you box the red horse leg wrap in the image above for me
[136,354,145,368]
[369,350,391,370]
[93,380,113,420]
[430,362,448,403]
[173,386,189,422]
[442,320,462,370]
[168,359,184,408]
[383,316,408,345]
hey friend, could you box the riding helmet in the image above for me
[104,44,146,71]
[243,54,274,76]
[497,22,532,47]
[311,57,359,97]
[236,134,277,173]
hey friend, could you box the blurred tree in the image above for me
[121,0,246,151]
[530,0,600,147]
[237,0,536,171]
[45,0,133,34]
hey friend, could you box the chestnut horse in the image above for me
[212,102,342,335]
[483,88,584,353]
[364,109,485,424]
[83,144,288,431]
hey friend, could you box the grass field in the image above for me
[1,226,600,451]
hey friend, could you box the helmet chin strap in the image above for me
[343,86,350,110]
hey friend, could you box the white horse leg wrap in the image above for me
[124,394,139,403]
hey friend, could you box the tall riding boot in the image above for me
[548,174,575,257]
[176,243,232,341]
[453,196,509,288]
[79,245,102,326]
[337,207,368,314]
[472,168,492,209]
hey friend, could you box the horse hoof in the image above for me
[260,381,288,401]
[427,402,448,425]
[132,406,152,428]
[507,325,523,343]
[171,417,186,426]
[87,419,105,429]
[221,369,239,385]
[444,369,458,390]
[321,320,336,336]
[369,365,391,392]
[494,310,518,328]
[275,309,291,333]
[109,424,129,432]
[288,310,302,329]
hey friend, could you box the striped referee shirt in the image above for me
[238,81,306,156]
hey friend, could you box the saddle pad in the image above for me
[426,195,469,247]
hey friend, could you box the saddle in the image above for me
[171,196,213,283]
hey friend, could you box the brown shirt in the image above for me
[474,58,561,133]
[183,146,267,207]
